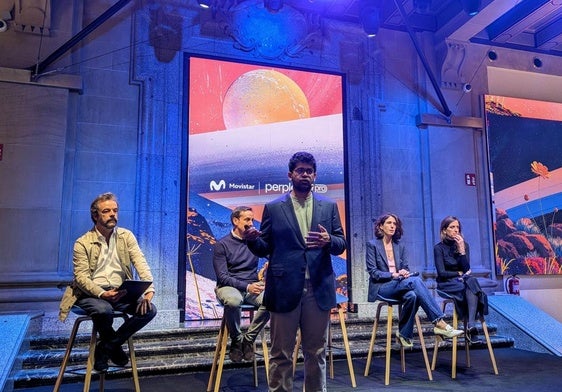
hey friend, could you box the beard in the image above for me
[292,178,313,193]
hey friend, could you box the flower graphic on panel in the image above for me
[531,161,550,179]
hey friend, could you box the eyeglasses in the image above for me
[293,168,315,176]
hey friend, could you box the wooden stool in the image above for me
[431,290,499,378]
[207,304,269,392]
[53,306,140,392]
[363,297,432,385]
[293,294,357,388]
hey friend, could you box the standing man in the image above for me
[59,192,157,372]
[213,206,270,362]
[244,152,346,392]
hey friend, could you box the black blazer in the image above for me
[248,192,346,313]
[366,238,409,302]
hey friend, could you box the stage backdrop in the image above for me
[485,95,562,276]
[182,55,347,320]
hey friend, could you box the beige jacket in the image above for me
[58,227,155,321]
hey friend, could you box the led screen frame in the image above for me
[485,95,562,276]
[179,54,349,320]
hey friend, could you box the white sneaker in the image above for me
[434,324,464,338]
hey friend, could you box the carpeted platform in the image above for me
[17,347,562,392]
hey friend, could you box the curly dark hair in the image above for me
[288,151,316,173]
[374,213,403,242]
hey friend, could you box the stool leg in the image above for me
[338,306,356,387]
[260,328,270,383]
[98,373,105,392]
[431,335,442,371]
[83,324,98,392]
[252,338,259,387]
[246,309,259,388]
[214,321,229,392]
[481,318,499,375]
[127,337,141,392]
[463,317,471,368]
[384,305,393,386]
[451,306,458,379]
[363,303,382,376]
[328,322,334,380]
[292,329,301,377]
[207,319,226,392]
[415,314,433,381]
[53,317,87,392]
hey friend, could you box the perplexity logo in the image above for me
[264,183,328,194]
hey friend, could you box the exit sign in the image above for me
[465,173,476,186]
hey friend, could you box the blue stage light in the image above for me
[197,0,212,9]
[460,0,480,16]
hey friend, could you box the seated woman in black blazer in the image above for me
[366,213,463,347]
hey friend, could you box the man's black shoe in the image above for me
[242,337,255,361]
[107,343,129,366]
[229,338,244,363]
[94,342,109,372]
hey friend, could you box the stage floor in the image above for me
[18,347,562,392]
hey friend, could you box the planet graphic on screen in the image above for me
[223,69,310,129]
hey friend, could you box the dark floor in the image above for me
[18,347,562,392]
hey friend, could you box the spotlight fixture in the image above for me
[264,0,284,13]
[360,4,380,37]
[197,0,212,8]
[460,0,481,16]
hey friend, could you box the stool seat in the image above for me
[364,295,432,385]
[432,290,499,378]
[207,303,269,392]
[53,306,140,392]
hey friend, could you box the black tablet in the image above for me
[117,280,152,302]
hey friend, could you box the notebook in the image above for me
[117,279,152,302]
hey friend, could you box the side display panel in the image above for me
[485,95,562,276]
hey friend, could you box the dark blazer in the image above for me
[247,193,346,313]
[366,239,409,302]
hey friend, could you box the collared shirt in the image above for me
[291,192,313,241]
[291,192,313,279]
[92,227,126,288]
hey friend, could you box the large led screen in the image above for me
[183,55,347,320]
[486,95,562,276]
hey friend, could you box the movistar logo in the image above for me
[209,180,226,191]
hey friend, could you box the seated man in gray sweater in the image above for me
[213,206,270,362]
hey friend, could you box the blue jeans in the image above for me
[377,276,444,339]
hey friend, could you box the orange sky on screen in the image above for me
[487,95,562,121]
[189,57,343,134]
